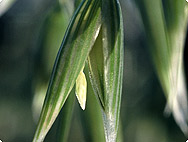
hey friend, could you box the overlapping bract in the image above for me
[88,0,124,141]
[32,0,124,142]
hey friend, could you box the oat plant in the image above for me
[1,0,188,141]
[32,0,124,141]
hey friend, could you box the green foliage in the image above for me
[0,0,187,141]
[88,0,124,141]
[32,0,102,141]
[32,0,124,141]
[135,0,188,135]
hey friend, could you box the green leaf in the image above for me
[135,0,169,80]
[32,0,102,141]
[163,0,188,32]
[135,0,188,135]
[56,89,75,142]
[162,0,188,135]
[88,0,124,141]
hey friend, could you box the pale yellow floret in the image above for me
[75,69,87,110]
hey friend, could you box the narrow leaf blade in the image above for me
[135,0,188,135]
[33,0,102,141]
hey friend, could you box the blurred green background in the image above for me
[0,0,188,141]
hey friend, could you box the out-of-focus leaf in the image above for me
[88,0,124,141]
[32,0,102,141]
[117,120,123,142]
[59,0,75,16]
[135,0,188,135]
[0,0,16,16]
[163,0,188,32]
[135,0,169,78]
[162,0,188,135]
[41,2,72,76]
[32,80,47,123]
